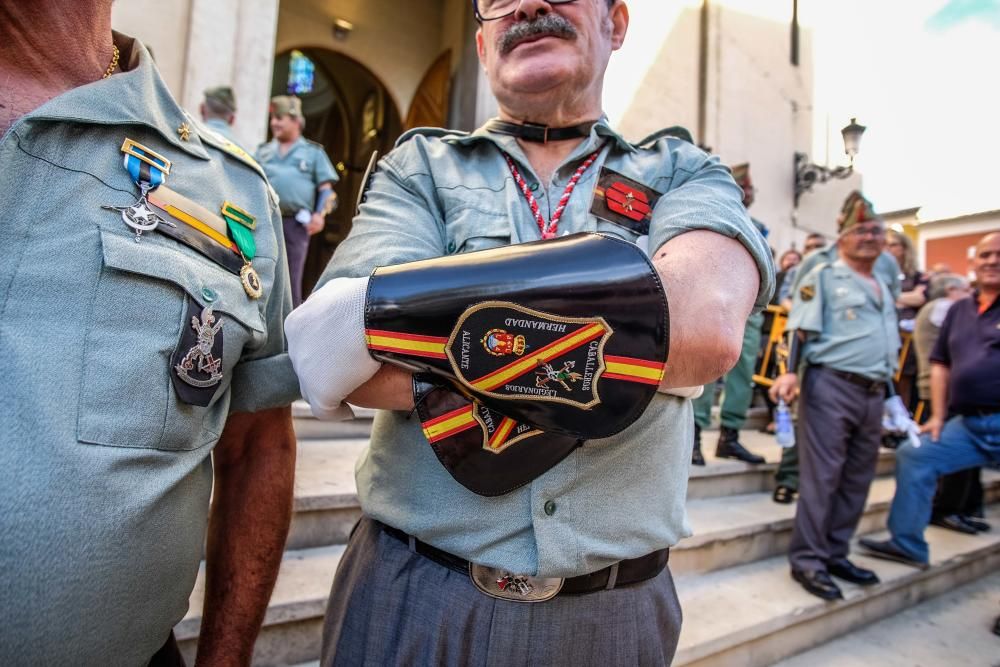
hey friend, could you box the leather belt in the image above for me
[380,523,669,596]
[813,365,886,394]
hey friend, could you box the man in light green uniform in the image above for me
[200,84,239,144]
[256,95,339,306]
[0,11,299,664]
[771,191,899,600]
[691,163,767,465]
[772,216,901,502]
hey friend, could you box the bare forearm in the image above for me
[345,363,415,411]
[897,288,927,309]
[929,364,950,421]
[196,407,296,667]
[653,230,760,387]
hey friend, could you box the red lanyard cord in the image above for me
[503,150,601,239]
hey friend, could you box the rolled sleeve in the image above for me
[786,268,824,335]
[317,148,446,286]
[313,147,340,187]
[647,142,775,311]
[229,205,301,413]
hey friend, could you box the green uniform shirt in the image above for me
[0,34,298,664]
[788,258,900,381]
[319,121,775,577]
[255,136,339,216]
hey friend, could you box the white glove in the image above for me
[285,276,382,420]
[882,395,922,449]
[659,385,705,399]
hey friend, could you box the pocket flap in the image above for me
[100,227,264,332]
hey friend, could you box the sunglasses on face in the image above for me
[474,0,581,22]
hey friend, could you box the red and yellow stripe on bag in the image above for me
[486,417,518,452]
[603,355,665,386]
[365,329,448,359]
[421,405,479,443]
[470,322,608,392]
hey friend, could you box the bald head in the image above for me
[972,232,1000,293]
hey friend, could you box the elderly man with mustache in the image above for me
[286,1,773,664]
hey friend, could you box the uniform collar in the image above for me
[19,32,210,162]
[449,115,635,156]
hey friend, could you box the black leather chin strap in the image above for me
[484,119,596,143]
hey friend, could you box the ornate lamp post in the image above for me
[794,118,867,205]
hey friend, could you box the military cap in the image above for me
[203,86,237,113]
[270,95,303,118]
[837,190,880,234]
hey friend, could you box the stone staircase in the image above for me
[176,403,1000,665]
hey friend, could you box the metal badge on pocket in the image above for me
[171,300,224,406]
[469,564,563,603]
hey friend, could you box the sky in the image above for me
[806,0,1000,219]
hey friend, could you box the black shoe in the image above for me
[961,516,991,532]
[692,424,705,466]
[858,537,929,569]
[827,558,880,586]
[791,569,843,600]
[716,427,766,464]
[773,485,796,504]
[930,514,979,535]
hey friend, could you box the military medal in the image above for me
[171,301,226,406]
[102,139,176,242]
[221,201,262,299]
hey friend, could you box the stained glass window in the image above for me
[288,50,315,95]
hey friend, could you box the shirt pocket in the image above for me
[445,208,512,254]
[831,289,867,323]
[76,228,264,451]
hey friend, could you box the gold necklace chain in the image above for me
[102,44,120,79]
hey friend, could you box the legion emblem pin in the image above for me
[175,305,224,388]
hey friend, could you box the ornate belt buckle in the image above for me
[469,563,563,603]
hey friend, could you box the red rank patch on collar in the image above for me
[590,167,662,236]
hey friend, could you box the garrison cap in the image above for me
[837,190,880,234]
[203,86,237,113]
[269,95,303,118]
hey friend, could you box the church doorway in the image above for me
[270,48,403,297]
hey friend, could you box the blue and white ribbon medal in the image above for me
[102,138,176,242]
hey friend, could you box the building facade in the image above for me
[114,0,859,292]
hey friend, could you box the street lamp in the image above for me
[794,117,867,205]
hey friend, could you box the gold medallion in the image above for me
[177,122,192,141]
[240,263,263,299]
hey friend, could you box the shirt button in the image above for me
[530,182,539,191]
[201,287,217,302]
[447,241,457,253]
[543,500,557,516]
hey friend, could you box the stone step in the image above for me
[176,545,345,666]
[686,430,897,499]
[771,570,1000,667]
[177,504,1000,666]
[673,505,1000,667]
[292,400,374,441]
[676,469,1000,575]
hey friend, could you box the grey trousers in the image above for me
[322,517,683,666]
[789,366,883,572]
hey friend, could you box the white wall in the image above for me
[112,0,279,148]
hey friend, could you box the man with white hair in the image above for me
[286,1,773,663]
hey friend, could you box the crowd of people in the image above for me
[694,187,999,618]
[2,1,997,665]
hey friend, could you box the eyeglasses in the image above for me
[845,225,886,239]
[474,0,580,22]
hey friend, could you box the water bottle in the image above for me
[775,398,795,448]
